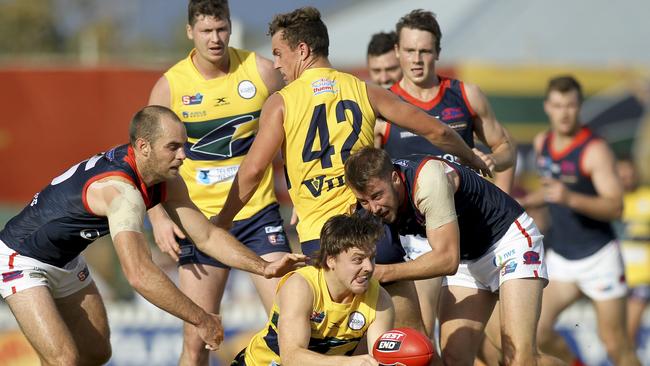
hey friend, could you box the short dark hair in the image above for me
[367,31,397,58]
[396,9,442,54]
[313,212,384,270]
[129,105,180,146]
[545,75,584,103]
[344,147,394,193]
[268,7,329,57]
[188,0,230,26]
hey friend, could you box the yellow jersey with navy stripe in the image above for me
[620,187,650,286]
[165,47,276,219]
[243,266,380,365]
[279,68,376,242]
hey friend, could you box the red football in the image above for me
[372,327,435,366]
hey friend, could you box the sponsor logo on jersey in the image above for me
[311,78,337,95]
[310,311,325,323]
[214,96,229,106]
[197,166,239,185]
[182,110,207,119]
[441,107,465,121]
[348,311,366,330]
[182,93,204,105]
[80,229,101,241]
[265,226,284,234]
[302,174,345,198]
[77,266,89,281]
[267,233,286,245]
[376,330,405,352]
[238,80,257,99]
[2,270,23,283]
[522,250,541,265]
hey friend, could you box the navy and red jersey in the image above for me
[0,144,166,268]
[391,155,524,260]
[382,77,476,163]
[537,127,615,260]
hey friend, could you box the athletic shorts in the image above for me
[302,223,404,265]
[178,203,291,268]
[546,240,627,301]
[400,234,431,261]
[443,212,548,292]
[0,239,93,299]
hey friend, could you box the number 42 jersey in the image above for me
[279,68,376,242]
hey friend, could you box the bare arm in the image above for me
[278,275,378,366]
[374,221,460,282]
[543,140,623,221]
[374,119,387,148]
[365,287,395,350]
[148,76,171,107]
[217,93,286,227]
[465,83,516,172]
[146,75,186,259]
[256,54,285,94]
[366,84,490,176]
[164,176,305,277]
[86,178,222,349]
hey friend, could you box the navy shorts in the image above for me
[300,223,405,265]
[178,203,291,269]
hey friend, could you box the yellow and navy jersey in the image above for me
[165,47,276,219]
[243,266,380,365]
[279,68,376,242]
[620,187,650,286]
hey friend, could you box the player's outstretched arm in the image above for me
[86,178,223,350]
[366,83,491,177]
[216,93,286,228]
[278,275,378,366]
[164,176,305,277]
[365,287,395,351]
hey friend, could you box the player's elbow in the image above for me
[441,252,460,276]
[122,262,147,291]
[609,199,624,220]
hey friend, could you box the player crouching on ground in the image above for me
[232,212,395,366]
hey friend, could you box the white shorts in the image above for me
[546,240,627,301]
[0,239,93,299]
[400,234,431,260]
[443,212,548,292]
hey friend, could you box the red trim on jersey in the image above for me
[390,77,449,111]
[11,286,16,294]
[459,81,477,118]
[514,219,533,247]
[534,270,539,278]
[125,146,155,206]
[82,172,137,215]
[382,122,391,146]
[578,138,601,178]
[8,252,17,269]
[547,127,592,161]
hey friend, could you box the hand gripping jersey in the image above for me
[0,145,165,267]
[392,156,523,260]
[279,68,376,242]
[537,127,615,259]
[382,77,476,162]
[242,266,379,365]
[165,47,276,219]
